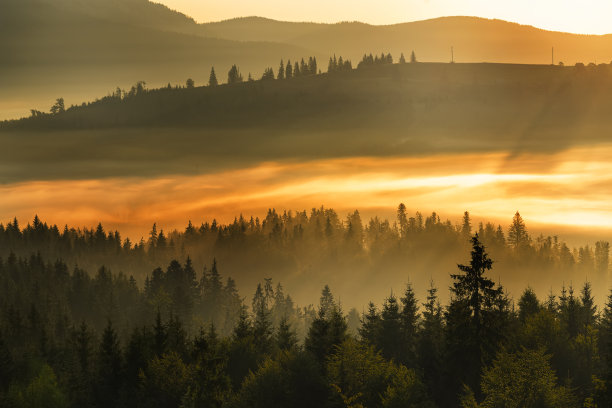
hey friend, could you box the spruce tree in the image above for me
[359,302,380,346]
[399,283,419,367]
[276,317,298,351]
[508,211,529,250]
[446,234,507,400]
[96,320,123,407]
[209,67,218,86]
[277,59,285,80]
[379,293,403,362]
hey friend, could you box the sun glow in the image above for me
[158,0,612,35]
[4,145,612,241]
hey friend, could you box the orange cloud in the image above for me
[3,145,612,241]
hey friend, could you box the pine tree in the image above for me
[399,283,419,367]
[96,320,123,407]
[446,234,507,399]
[208,67,218,86]
[153,310,167,357]
[417,281,444,405]
[397,203,408,238]
[518,287,540,322]
[294,61,300,77]
[227,65,243,84]
[277,60,285,79]
[306,287,347,363]
[359,302,380,345]
[508,211,529,250]
[379,293,403,361]
[276,317,298,351]
[461,211,472,238]
[580,282,596,333]
[399,53,406,64]
[599,290,612,406]
[410,50,417,63]
[285,59,293,78]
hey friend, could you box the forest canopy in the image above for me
[1,220,611,407]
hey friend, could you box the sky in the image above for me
[156,0,612,34]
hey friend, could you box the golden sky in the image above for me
[156,0,612,34]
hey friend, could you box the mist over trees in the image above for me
[1,220,612,407]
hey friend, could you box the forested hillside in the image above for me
[1,220,611,407]
[4,61,612,185]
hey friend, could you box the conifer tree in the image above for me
[96,320,123,407]
[410,50,417,63]
[294,61,300,77]
[227,65,243,84]
[417,281,444,405]
[285,59,293,78]
[277,60,285,80]
[399,283,419,366]
[208,67,219,86]
[508,211,529,250]
[446,234,508,400]
[379,293,403,361]
[276,317,298,351]
[359,302,381,345]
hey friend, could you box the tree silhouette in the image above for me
[50,98,65,114]
[208,67,218,86]
[227,65,243,84]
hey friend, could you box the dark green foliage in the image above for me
[96,320,123,407]
[518,287,540,322]
[465,348,578,407]
[0,217,611,407]
[446,234,510,399]
[276,317,298,351]
[231,350,329,408]
[305,287,348,364]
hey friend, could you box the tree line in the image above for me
[1,234,612,407]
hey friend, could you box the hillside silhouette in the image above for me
[4,61,612,183]
[5,0,612,120]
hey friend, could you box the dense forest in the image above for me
[0,206,609,309]
[1,219,612,407]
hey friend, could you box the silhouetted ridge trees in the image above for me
[357,52,394,68]
[327,55,353,72]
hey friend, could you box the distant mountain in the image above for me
[0,0,311,119]
[202,16,612,66]
[3,0,612,120]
